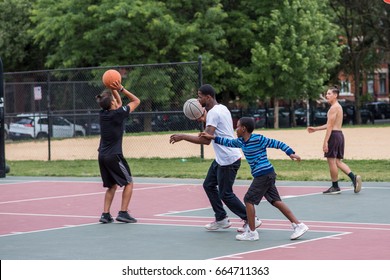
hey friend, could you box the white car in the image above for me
[9,114,86,140]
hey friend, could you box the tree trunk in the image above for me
[291,99,296,127]
[143,99,153,132]
[353,58,362,125]
[274,98,279,129]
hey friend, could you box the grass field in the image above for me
[5,157,390,182]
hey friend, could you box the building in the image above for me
[338,63,389,103]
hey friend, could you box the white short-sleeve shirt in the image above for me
[206,104,241,165]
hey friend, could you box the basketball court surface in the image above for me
[1,176,389,260]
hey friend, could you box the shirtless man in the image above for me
[307,86,362,194]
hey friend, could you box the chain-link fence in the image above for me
[3,60,206,161]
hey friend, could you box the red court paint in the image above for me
[1,180,389,259]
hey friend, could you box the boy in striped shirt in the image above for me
[201,117,308,241]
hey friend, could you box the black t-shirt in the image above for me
[98,105,130,155]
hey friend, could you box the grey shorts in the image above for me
[244,171,281,205]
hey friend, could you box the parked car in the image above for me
[9,114,86,140]
[83,115,145,135]
[84,121,101,135]
[251,109,267,128]
[365,102,390,119]
[151,112,201,131]
[233,108,266,128]
[313,108,328,125]
[125,115,144,133]
[294,107,307,126]
[341,104,374,124]
[266,108,290,128]
[82,115,101,135]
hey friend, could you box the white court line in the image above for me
[2,211,382,233]
[300,219,390,228]
[156,212,390,231]
[1,182,388,240]
[305,224,390,231]
[0,180,365,206]
[0,212,219,228]
[156,207,212,216]
[0,212,98,219]
[0,216,210,238]
[0,192,106,205]
[0,180,99,186]
[0,181,41,186]
[0,212,356,233]
[0,179,201,186]
[0,222,100,238]
[0,183,187,205]
[208,232,352,260]
[133,184,190,190]
[155,192,321,217]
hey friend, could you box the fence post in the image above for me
[46,71,52,161]
[198,55,204,160]
[0,57,6,177]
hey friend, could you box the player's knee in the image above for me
[220,191,234,202]
[243,196,250,204]
[271,200,279,207]
[203,183,213,191]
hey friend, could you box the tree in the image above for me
[30,0,228,67]
[239,0,342,128]
[31,0,170,67]
[0,0,44,71]
[330,0,390,124]
[30,0,230,130]
[31,6,226,76]
[3,0,360,126]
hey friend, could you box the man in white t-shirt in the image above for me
[170,84,261,231]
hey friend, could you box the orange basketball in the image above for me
[102,69,121,89]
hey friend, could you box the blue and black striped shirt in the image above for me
[214,134,295,177]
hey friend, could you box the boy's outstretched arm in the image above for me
[289,154,301,162]
[199,131,215,140]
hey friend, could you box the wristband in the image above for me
[119,87,124,92]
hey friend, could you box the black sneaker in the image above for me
[99,212,114,223]
[116,211,137,223]
[323,186,341,194]
[353,175,362,193]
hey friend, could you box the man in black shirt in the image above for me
[96,80,140,223]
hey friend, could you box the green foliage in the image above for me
[240,0,342,102]
[0,0,44,71]
[2,0,388,109]
[29,0,229,69]
[329,0,390,123]
[127,68,174,105]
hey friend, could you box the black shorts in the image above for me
[324,130,344,159]
[244,171,281,205]
[98,154,132,188]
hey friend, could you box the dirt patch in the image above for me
[5,127,390,161]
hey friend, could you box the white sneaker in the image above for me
[353,175,362,193]
[205,217,232,230]
[290,223,309,240]
[236,230,259,241]
[237,217,262,233]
